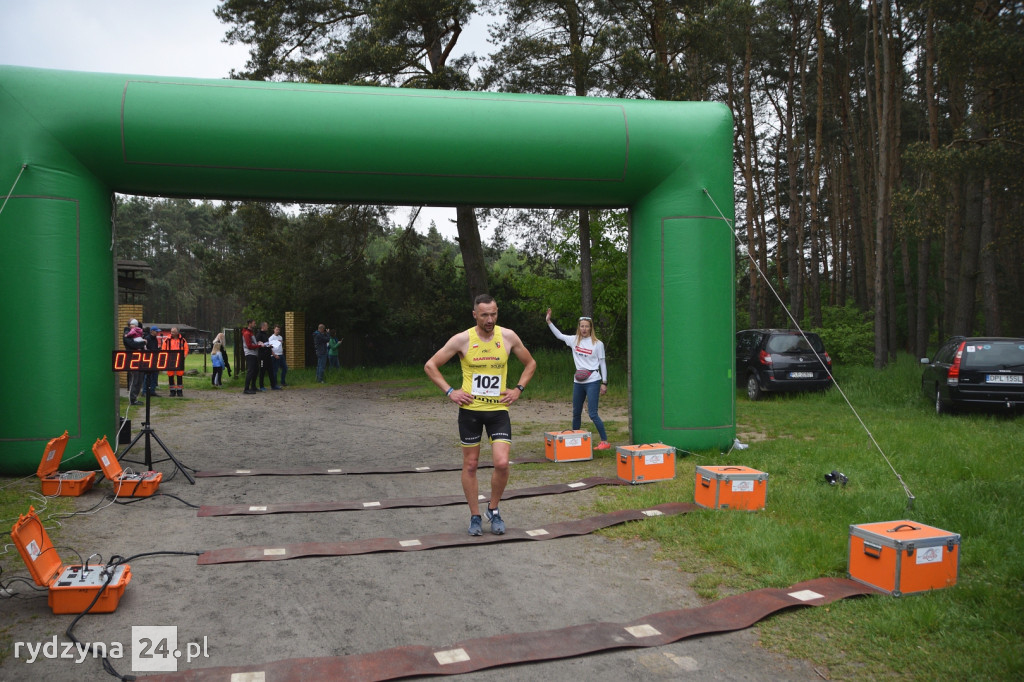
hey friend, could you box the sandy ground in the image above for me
[1,382,824,681]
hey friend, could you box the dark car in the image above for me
[736,329,832,401]
[921,337,1024,414]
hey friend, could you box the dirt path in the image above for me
[2,383,822,681]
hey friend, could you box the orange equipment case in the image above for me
[694,465,768,511]
[616,443,676,483]
[10,506,132,614]
[848,520,960,596]
[92,436,162,497]
[544,430,593,462]
[36,430,96,497]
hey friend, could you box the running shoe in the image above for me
[596,441,612,450]
[468,515,483,536]
[485,507,505,535]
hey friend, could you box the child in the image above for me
[211,336,226,387]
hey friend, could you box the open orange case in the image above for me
[616,443,676,483]
[36,430,96,497]
[92,435,162,497]
[848,520,960,596]
[694,465,769,511]
[10,506,132,614]
[544,430,593,462]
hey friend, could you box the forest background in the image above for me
[116,0,1023,368]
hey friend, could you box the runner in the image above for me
[424,294,536,536]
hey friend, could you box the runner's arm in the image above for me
[424,332,472,405]
[500,329,537,404]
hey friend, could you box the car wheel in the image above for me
[935,387,947,415]
[746,374,763,401]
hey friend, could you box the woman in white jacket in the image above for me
[545,308,610,450]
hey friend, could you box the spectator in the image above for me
[313,323,329,383]
[162,327,190,397]
[210,332,230,387]
[269,325,287,387]
[545,309,610,449]
[242,320,260,395]
[256,321,278,391]
[328,329,341,370]
[122,318,146,405]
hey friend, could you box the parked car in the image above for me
[736,329,832,401]
[921,337,1024,414]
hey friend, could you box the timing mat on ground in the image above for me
[197,476,627,517]
[142,577,878,681]
[197,502,696,565]
[194,457,550,478]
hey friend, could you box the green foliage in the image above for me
[0,478,74,666]
[115,197,244,330]
[115,198,636,368]
[810,304,875,366]
[216,0,477,88]
[509,209,629,353]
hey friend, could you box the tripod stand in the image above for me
[119,371,195,484]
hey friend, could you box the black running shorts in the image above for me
[458,408,512,446]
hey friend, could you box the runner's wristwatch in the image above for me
[515,384,526,392]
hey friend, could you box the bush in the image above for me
[810,304,875,366]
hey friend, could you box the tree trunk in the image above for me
[785,23,803,324]
[742,33,760,327]
[915,238,931,357]
[942,187,962,339]
[953,176,982,335]
[871,0,896,368]
[978,175,1001,335]
[916,3,938,356]
[806,0,825,327]
[579,209,594,317]
[455,207,489,300]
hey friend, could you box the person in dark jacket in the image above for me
[242,320,260,394]
[122,318,146,405]
[313,323,329,383]
[256,321,278,391]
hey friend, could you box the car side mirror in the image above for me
[919,357,930,364]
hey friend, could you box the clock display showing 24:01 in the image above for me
[111,350,184,372]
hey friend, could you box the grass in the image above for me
[0,477,75,666]
[591,354,1024,680]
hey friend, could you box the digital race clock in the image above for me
[111,350,184,372]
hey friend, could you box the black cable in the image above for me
[64,550,202,681]
[111,492,199,509]
[47,493,114,520]
[0,563,50,597]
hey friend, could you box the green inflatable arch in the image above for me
[0,66,735,476]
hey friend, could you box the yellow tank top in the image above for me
[460,326,509,412]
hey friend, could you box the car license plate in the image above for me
[789,372,814,379]
[986,374,1022,384]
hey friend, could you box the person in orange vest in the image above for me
[162,327,190,397]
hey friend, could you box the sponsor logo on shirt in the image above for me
[575,346,593,355]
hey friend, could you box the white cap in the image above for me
[129,318,139,326]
